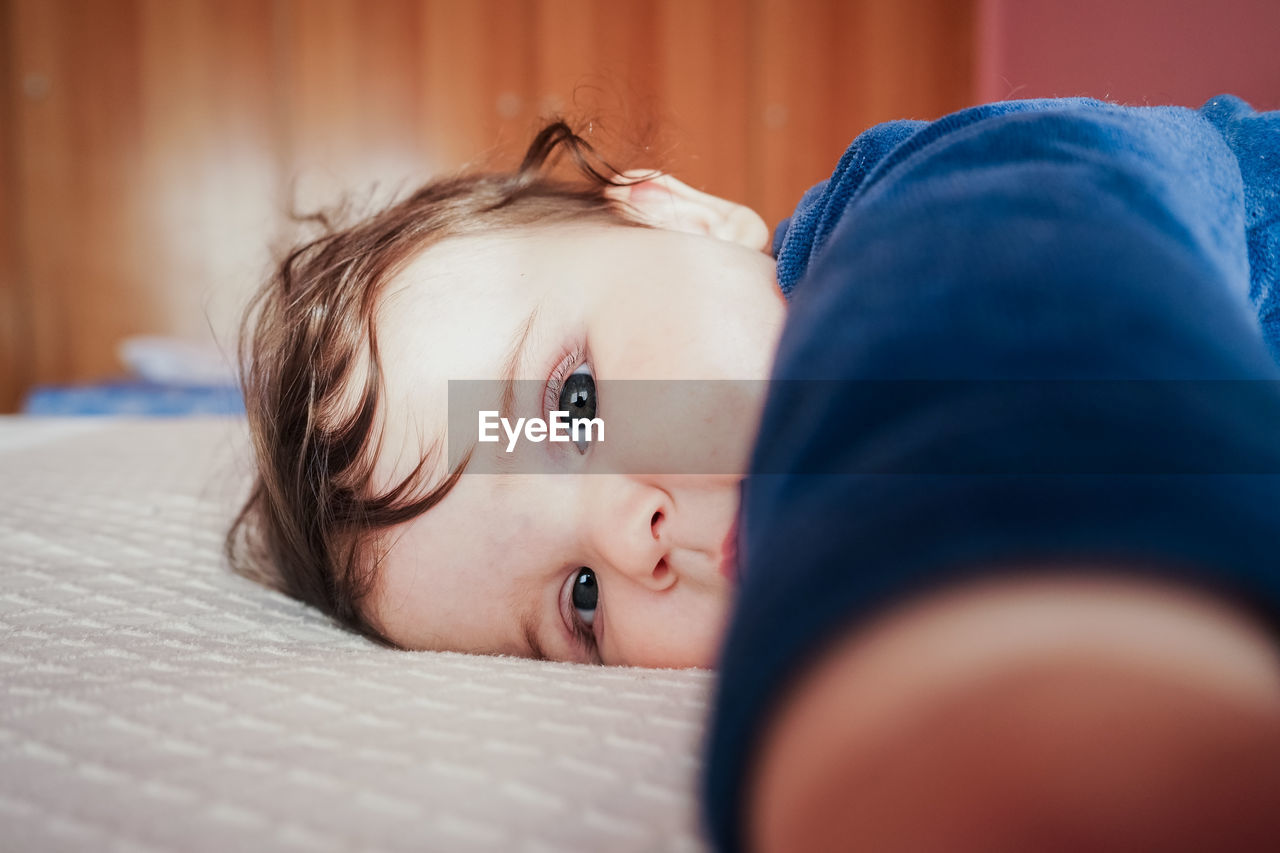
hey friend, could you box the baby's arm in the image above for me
[749,570,1280,852]
[705,103,1280,851]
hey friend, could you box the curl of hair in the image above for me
[226,119,651,647]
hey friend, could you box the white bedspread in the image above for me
[0,418,714,852]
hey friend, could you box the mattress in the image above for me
[0,418,715,852]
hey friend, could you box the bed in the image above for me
[0,418,714,851]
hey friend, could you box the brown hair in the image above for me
[227,120,651,647]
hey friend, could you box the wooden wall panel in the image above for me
[531,0,659,122]
[656,0,751,205]
[846,0,976,125]
[2,0,979,409]
[0,0,24,411]
[753,0,846,226]
[136,0,280,349]
[752,0,977,225]
[9,0,278,390]
[420,0,536,169]
[284,0,427,213]
[533,0,598,117]
[11,0,148,385]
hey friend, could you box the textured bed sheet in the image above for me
[0,418,714,852]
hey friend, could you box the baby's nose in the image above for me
[589,479,673,591]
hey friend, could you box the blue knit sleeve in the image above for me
[706,99,1280,852]
[772,120,926,295]
[1199,94,1280,362]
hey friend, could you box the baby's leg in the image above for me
[748,571,1280,852]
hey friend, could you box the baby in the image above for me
[230,121,785,668]
[232,101,1280,850]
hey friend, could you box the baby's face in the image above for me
[366,222,785,666]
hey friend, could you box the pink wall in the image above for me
[978,0,1280,110]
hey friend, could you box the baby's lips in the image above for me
[719,518,739,580]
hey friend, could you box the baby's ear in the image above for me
[604,170,770,251]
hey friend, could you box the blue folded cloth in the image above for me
[1201,95,1280,360]
[772,95,1280,363]
[706,96,1280,852]
[23,381,245,416]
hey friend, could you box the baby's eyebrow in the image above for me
[436,305,539,478]
[497,305,541,428]
[477,306,540,481]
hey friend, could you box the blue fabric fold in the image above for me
[771,95,1280,360]
[710,96,1280,853]
[1201,95,1280,362]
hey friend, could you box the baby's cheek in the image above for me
[611,593,729,669]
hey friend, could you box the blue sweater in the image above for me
[704,96,1280,852]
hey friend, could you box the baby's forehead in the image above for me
[378,236,532,354]
[369,235,545,496]
[377,221,613,309]
[380,236,510,312]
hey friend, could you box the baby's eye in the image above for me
[572,567,598,626]
[559,364,597,453]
